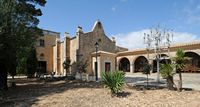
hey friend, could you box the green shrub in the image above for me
[160,64,175,79]
[101,71,125,95]
[160,64,175,90]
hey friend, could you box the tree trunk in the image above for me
[65,69,68,77]
[146,74,149,88]
[0,63,8,91]
[11,75,16,87]
[80,72,82,80]
[167,76,174,90]
[177,71,182,92]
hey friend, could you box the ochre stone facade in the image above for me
[36,30,60,74]
[36,21,200,76]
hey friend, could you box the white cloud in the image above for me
[172,32,199,43]
[111,0,127,12]
[111,6,117,12]
[112,29,200,50]
[112,29,148,50]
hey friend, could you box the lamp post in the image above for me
[144,27,173,83]
[95,42,99,81]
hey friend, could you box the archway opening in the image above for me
[153,54,171,73]
[119,58,130,72]
[184,52,200,73]
[134,56,148,72]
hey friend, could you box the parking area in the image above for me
[125,73,200,90]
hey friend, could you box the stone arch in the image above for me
[184,51,200,72]
[160,54,171,64]
[153,54,171,73]
[134,56,148,72]
[118,57,130,72]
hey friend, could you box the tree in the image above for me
[172,49,188,91]
[16,47,31,76]
[27,47,38,78]
[63,57,71,77]
[0,0,46,90]
[76,59,88,80]
[160,63,175,90]
[143,63,151,88]
[0,0,17,90]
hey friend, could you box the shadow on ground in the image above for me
[125,77,154,84]
[1,78,102,106]
[125,76,168,91]
[116,91,131,98]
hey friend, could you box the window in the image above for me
[105,62,111,72]
[39,39,45,47]
[40,53,44,58]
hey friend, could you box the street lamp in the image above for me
[95,42,99,81]
[144,26,173,83]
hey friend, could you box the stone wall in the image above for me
[78,21,117,74]
[36,30,60,73]
[53,45,57,73]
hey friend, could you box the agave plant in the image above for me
[101,71,125,95]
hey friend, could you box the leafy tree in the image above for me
[63,57,71,77]
[0,0,46,90]
[27,47,38,78]
[172,49,189,91]
[143,63,151,88]
[101,71,125,96]
[16,47,31,76]
[160,63,175,90]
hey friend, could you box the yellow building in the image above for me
[36,21,200,77]
[36,30,60,74]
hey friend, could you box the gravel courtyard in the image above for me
[1,74,200,107]
[125,73,200,90]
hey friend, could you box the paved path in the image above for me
[125,73,200,90]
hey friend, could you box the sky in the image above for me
[38,0,200,50]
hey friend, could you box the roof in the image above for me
[43,29,60,35]
[170,41,200,47]
[117,41,200,56]
[91,51,116,56]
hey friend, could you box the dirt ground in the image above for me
[1,78,200,107]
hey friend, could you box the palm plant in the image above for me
[172,49,188,91]
[160,63,175,90]
[101,71,125,95]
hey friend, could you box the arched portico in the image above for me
[184,52,200,72]
[134,56,148,72]
[116,41,200,74]
[119,57,130,72]
[153,54,171,73]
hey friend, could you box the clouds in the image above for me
[112,29,200,50]
[172,32,200,44]
[112,29,148,50]
[111,5,117,12]
[111,0,127,12]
